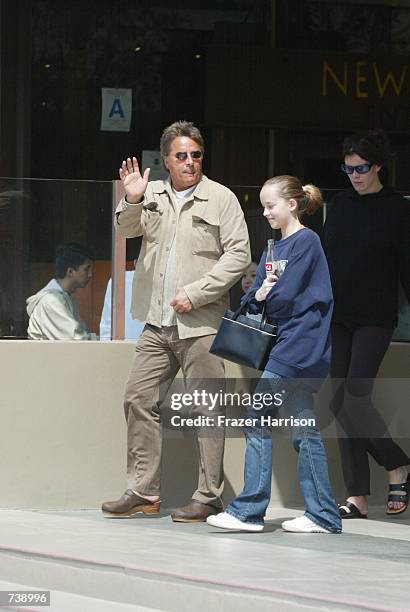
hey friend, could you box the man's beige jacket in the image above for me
[115,175,251,339]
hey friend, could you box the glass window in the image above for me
[0,178,112,340]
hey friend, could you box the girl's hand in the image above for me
[255,274,278,301]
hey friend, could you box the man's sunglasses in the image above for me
[341,163,373,175]
[173,150,203,161]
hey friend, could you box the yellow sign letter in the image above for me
[356,61,368,98]
[373,64,408,97]
[322,61,348,97]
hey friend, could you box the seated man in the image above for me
[26,243,97,340]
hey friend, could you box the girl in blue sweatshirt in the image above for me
[207,175,342,534]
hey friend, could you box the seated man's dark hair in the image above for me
[55,243,94,279]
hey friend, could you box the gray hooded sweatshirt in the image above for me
[26,279,97,340]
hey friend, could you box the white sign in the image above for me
[142,150,169,181]
[100,88,132,132]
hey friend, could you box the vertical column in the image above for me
[0,0,32,176]
[111,180,126,340]
[0,0,32,336]
[270,0,277,49]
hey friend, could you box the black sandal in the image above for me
[386,474,410,516]
[338,501,367,519]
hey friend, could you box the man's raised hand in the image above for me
[119,156,150,204]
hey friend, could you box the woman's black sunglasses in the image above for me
[341,163,373,175]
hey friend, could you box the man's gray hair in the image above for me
[160,121,204,159]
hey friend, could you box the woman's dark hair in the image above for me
[342,128,394,167]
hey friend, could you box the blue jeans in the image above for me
[225,371,342,533]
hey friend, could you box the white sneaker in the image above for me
[281,515,331,533]
[207,512,264,532]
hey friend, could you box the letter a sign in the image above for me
[100,88,132,132]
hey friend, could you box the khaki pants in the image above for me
[123,324,225,507]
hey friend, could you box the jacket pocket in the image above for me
[143,208,162,243]
[191,214,221,256]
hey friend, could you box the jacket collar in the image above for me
[191,175,209,201]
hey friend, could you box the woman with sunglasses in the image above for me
[324,128,410,519]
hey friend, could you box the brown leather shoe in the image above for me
[171,499,220,523]
[102,489,160,518]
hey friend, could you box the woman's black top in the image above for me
[323,186,410,327]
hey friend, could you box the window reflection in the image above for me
[0,178,112,339]
[0,179,408,343]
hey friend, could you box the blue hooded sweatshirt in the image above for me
[245,228,333,383]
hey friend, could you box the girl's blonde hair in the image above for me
[263,175,323,217]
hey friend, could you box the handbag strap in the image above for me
[260,302,268,328]
[232,293,268,330]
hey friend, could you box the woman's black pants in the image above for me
[330,322,409,496]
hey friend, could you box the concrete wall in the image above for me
[0,341,408,510]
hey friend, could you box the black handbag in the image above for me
[210,296,277,370]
